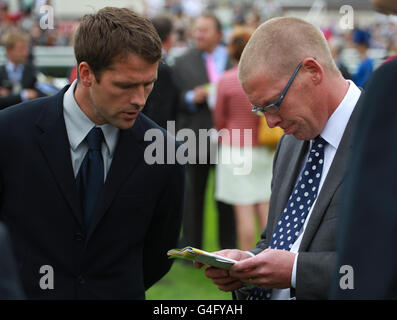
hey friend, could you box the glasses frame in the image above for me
[251,62,303,117]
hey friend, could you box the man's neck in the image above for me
[73,81,103,125]
[327,76,351,117]
[205,44,219,54]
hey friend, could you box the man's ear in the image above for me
[302,57,323,85]
[78,62,94,87]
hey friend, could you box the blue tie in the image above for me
[76,127,105,232]
[247,136,326,300]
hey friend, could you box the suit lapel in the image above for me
[35,87,84,228]
[299,101,361,250]
[270,139,310,235]
[86,117,145,240]
[194,49,209,84]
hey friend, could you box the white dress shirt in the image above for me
[271,80,361,300]
[63,80,120,180]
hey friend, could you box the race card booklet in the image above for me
[167,246,237,270]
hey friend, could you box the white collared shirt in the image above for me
[272,80,361,300]
[63,80,120,180]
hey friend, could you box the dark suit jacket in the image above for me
[332,59,397,299]
[235,93,363,300]
[0,64,41,109]
[143,61,180,130]
[172,48,233,129]
[172,48,233,161]
[0,87,185,299]
[0,222,25,299]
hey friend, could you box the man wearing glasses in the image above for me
[197,17,363,300]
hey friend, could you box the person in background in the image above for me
[143,15,180,130]
[0,29,43,109]
[213,26,271,251]
[332,0,397,299]
[352,28,374,88]
[329,37,351,80]
[173,12,236,251]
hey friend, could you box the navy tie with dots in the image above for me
[76,127,105,232]
[247,136,326,300]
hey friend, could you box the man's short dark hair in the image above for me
[200,12,222,33]
[151,15,173,43]
[74,7,162,81]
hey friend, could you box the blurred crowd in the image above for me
[0,0,76,46]
[1,0,397,78]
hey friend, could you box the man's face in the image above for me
[193,17,222,53]
[84,54,158,130]
[243,69,328,141]
[372,0,397,14]
[6,40,29,65]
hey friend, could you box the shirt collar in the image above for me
[319,80,361,150]
[5,60,23,73]
[203,45,227,60]
[63,80,119,156]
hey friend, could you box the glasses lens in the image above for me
[266,105,279,114]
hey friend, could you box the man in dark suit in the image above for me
[0,222,25,299]
[332,0,397,299]
[143,15,180,130]
[172,13,236,250]
[0,30,42,109]
[0,7,184,300]
[198,17,362,300]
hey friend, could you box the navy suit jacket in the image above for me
[332,59,397,299]
[0,86,185,299]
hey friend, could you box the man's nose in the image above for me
[130,85,146,108]
[265,113,282,128]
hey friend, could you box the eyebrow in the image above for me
[113,78,157,87]
[255,92,281,108]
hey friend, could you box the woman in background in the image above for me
[213,26,274,250]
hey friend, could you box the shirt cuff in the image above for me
[20,89,28,101]
[291,252,298,288]
[245,251,256,257]
[185,90,198,113]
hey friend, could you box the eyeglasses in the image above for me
[251,62,303,117]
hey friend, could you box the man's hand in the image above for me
[230,248,295,289]
[0,87,9,97]
[194,249,252,292]
[25,89,39,100]
[193,86,208,104]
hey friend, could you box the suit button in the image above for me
[78,275,85,285]
[74,233,84,241]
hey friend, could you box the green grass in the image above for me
[146,169,232,300]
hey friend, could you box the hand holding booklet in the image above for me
[167,246,237,270]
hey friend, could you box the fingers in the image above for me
[205,267,244,292]
[205,266,229,279]
[193,261,205,269]
[213,249,253,262]
[232,256,260,272]
[193,86,208,104]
